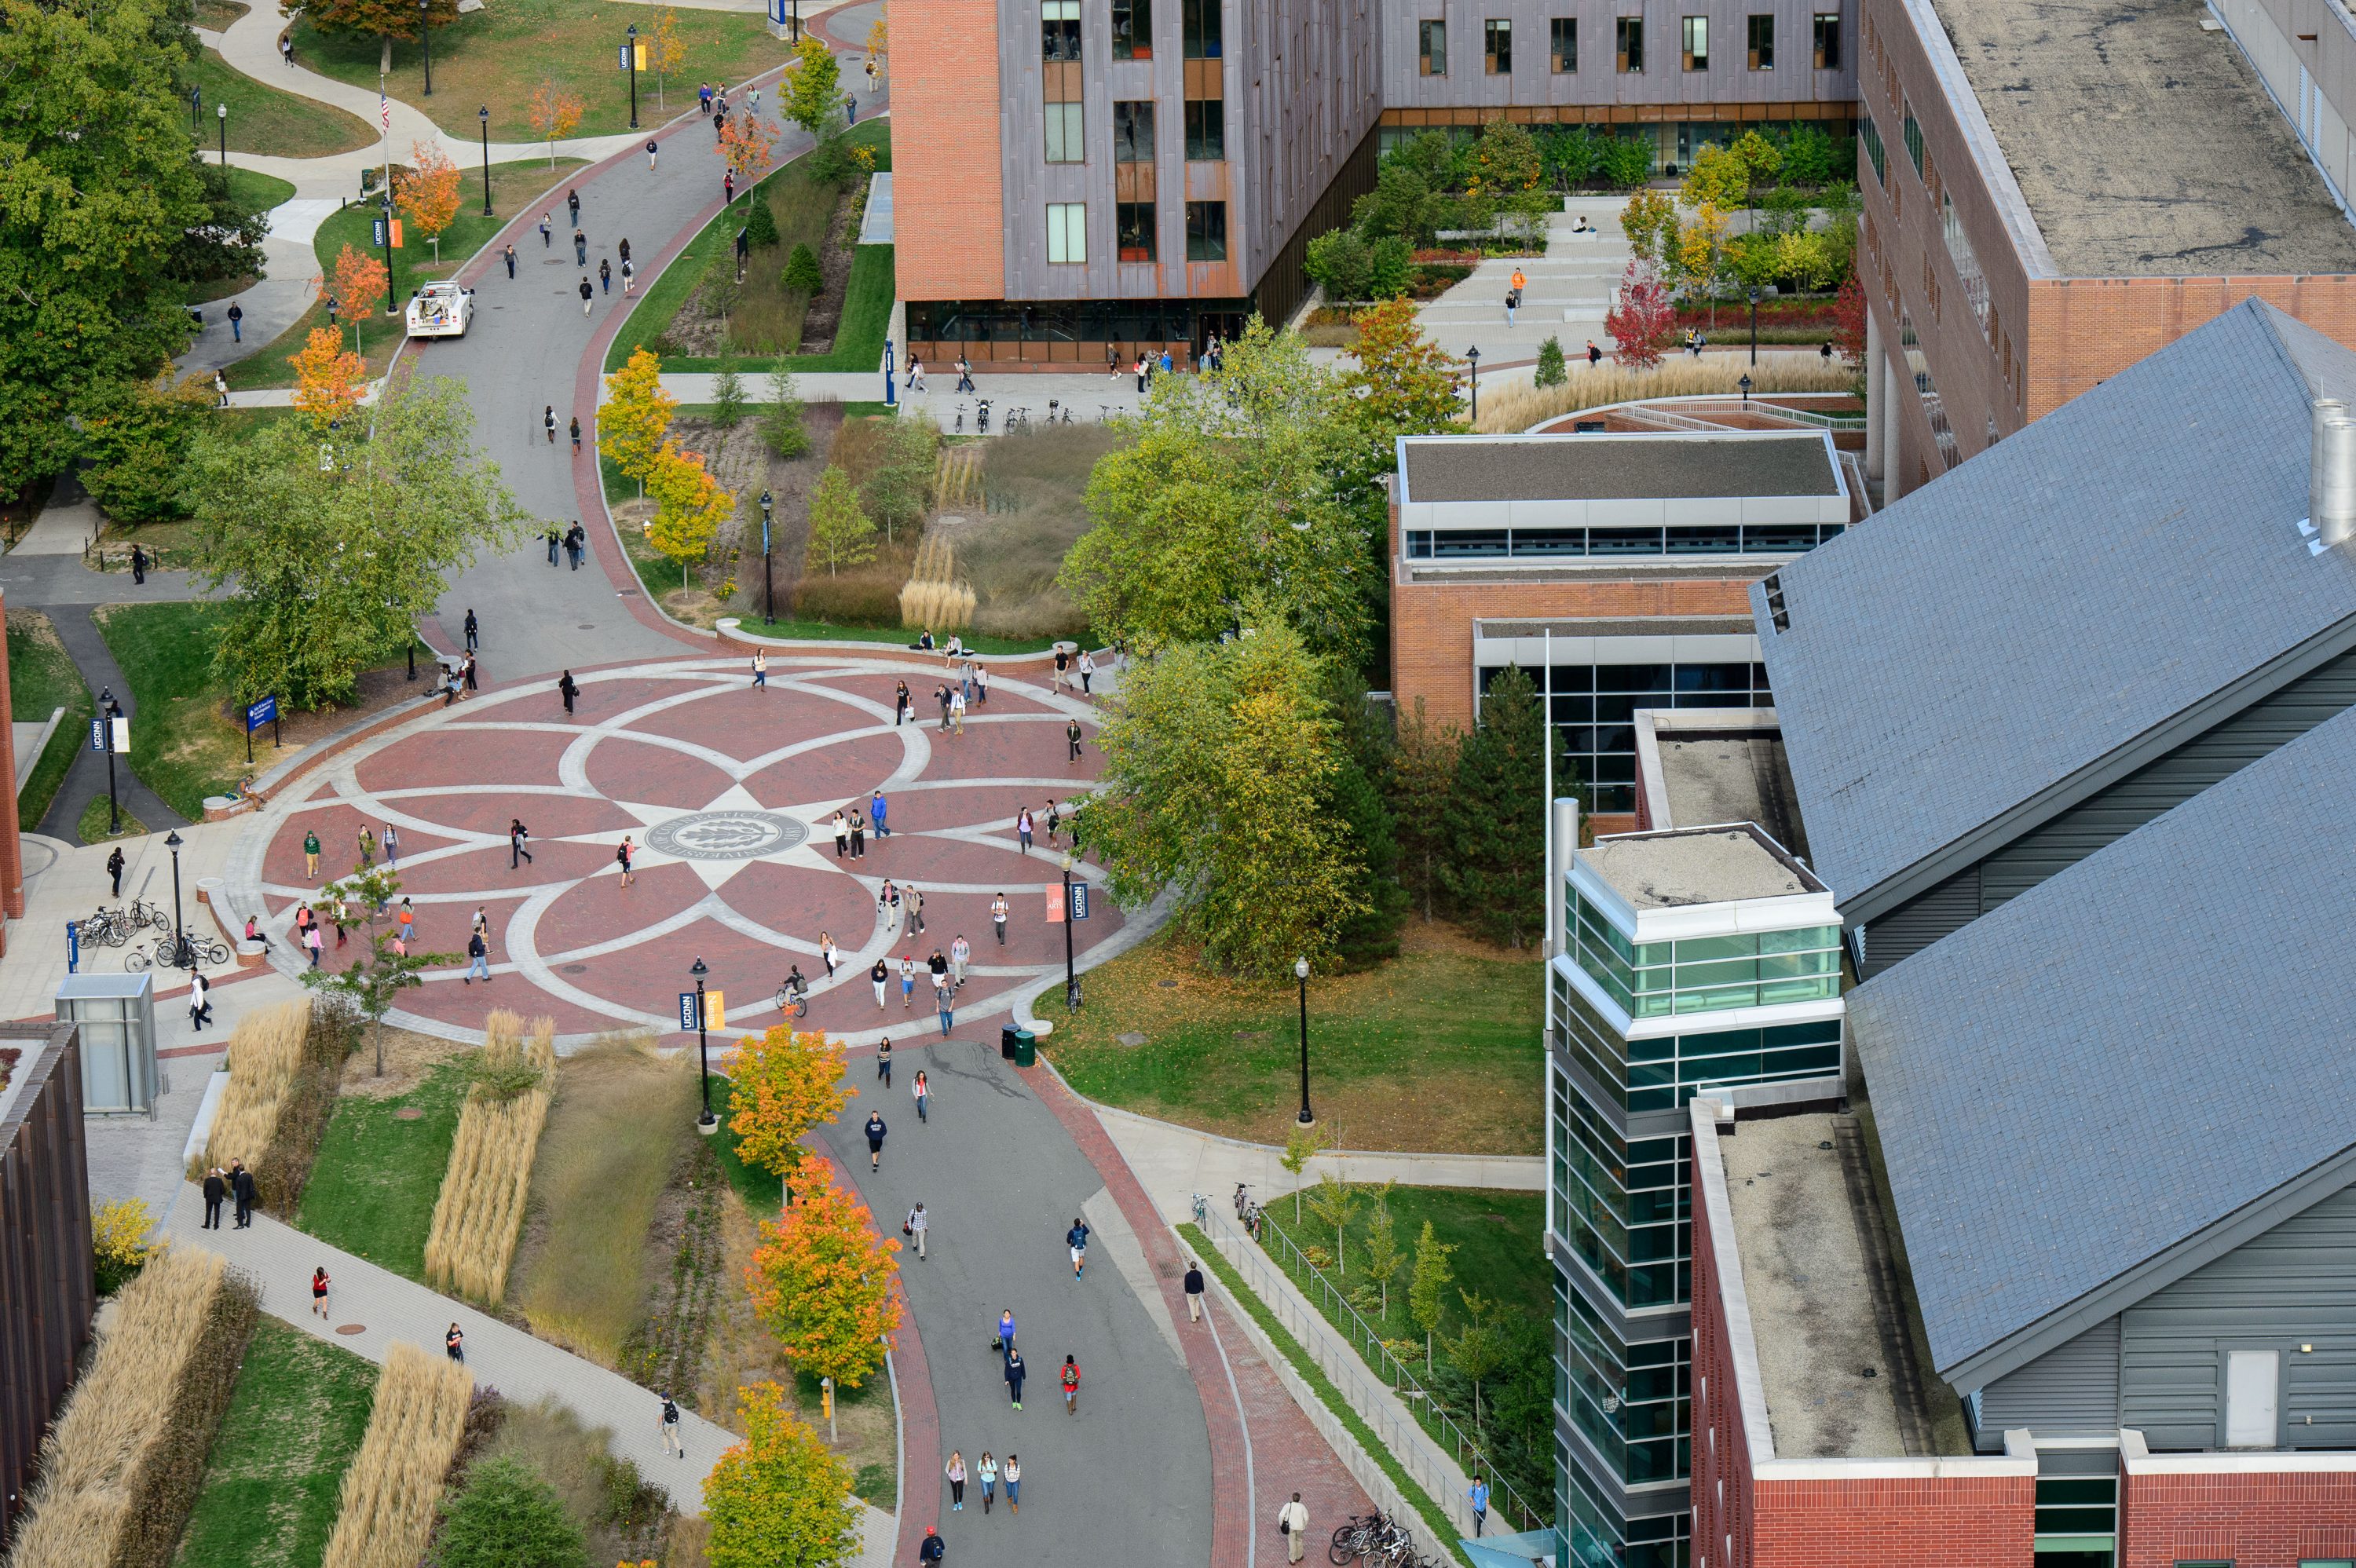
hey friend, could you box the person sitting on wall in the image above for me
[911,629,936,652]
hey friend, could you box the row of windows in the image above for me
[1570,894,1841,1019]
[1480,661,1771,813]
[1553,1058,1688,1307]
[1556,967,1842,1113]
[904,298,1252,348]
[1070,98,1224,165]
[1043,199,1226,264]
[1422,13,1841,76]
[1557,1260,1692,1486]
[1405,521,1842,561]
[1046,0,1221,61]
[1560,1446,1687,1568]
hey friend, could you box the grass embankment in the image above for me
[93,601,244,821]
[605,120,892,374]
[292,0,792,142]
[181,47,375,158]
[9,609,93,832]
[224,158,588,392]
[170,1321,379,1568]
[1260,1186,1549,1329]
[1043,927,1544,1153]
[296,1055,472,1280]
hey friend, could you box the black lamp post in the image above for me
[1466,344,1481,425]
[379,193,397,315]
[792,0,802,42]
[1293,956,1314,1125]
[760,489,775,623]
[419,0,434,95]
[691,956,718,1131]
[1060,853,1080,1012]
[190,85,201,133]
[1747,285,1760,366]
[1740,372,1753,409]
[477,105,492,215]
[165,831,190,971]
[626,23,640,130]
[217,102,228,166]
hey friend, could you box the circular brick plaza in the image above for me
[228,653,1129,1046]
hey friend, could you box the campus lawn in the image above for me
[170,1320,378,1568]
[221,166,298,213]
[8,610,93,832]
[605,120,891,374]
[295,1054,471,1280]
[224,158,587,392]
[183,46,375,158]
[77,798,148,846]
[92,601,246,823]
[289,0,794,143]
[1043,925,1546,1153]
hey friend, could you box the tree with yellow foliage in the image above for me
[645,441,733,590]
[649,7,687,114]
[393,141,462,262]
[290,327,367,427]
[722,1026,849,1195]
[525,80,584,168]
[1619,188,1677,272]
[599,347,677,496]
[1676,200,1730,320]
[744,1161,902,1390]
[702,1382,857,1568]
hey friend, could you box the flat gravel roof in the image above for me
[1932,0,2356,276]
[1400,434,1839,502]
[1585,825,1820,908]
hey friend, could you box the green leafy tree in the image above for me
[1442,667,1565,948]
[712,356,746,429]
[78,374,215,525]
[1351,164,1436,247]
[1366,235,1413,299]
[781,35,843,137]
[1388,129,1458,185]
[1360,1188,1405,1317]
[1343,299,1462,437]
[1446,1292,1514,1430]
[1602,132,1655,189]
[174,159,273,293]
[301,862,452,1077]
[431,1455,585,1568]
[1534,334,1568,389]
[1279,1122,1332,1223]
[763,368,810,459]
[0,0,212,503]
[1386,697,1462,923]
[1469,120,1542,195]
[1302,1174,1361,1274]
[1731,128,1784,217]
[860,416,936,544]
[1085,612,1367,980]
[1305,229,1372,303]
[1408,1219,1457,1370]
[185,377,525,708]
[1681,142,1749,214]
[783,243,824,298]
[704,1381,858,1568]
[1542,124,1604,191]
[804,466,876,575]
[1782,122,1835,186]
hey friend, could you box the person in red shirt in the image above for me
[1060,1354,1081,1416]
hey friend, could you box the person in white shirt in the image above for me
[1278,1493,1311,1563]
[950,934,970,985]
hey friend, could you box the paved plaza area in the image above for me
[228,654,1122,1046]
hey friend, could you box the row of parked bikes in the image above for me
[1329,1508,1441,1566]
[76,902,228,970]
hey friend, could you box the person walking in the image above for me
[463,609,479,652]
[945,1453,966,1511]
[907,884,926,935]
[1002,1346,1026,1410]
[920,1526,945,1562]
[865,1109,887,1170]
[1004,1454,1021,1514]
[383,822,400,867]
[1052,645,1070,690]
[567,187,580,227]
[544,405,558,444]
[505,242,517,279]
[572,227,588,265]
[870,956,889,1010]
[616,837,635,886]
[997,1307,1018,1358]
[899,955,916,1011]
[304,920,324,967]
[821,931,840,977]
[558,670,579,715]
[870,788,889,838]
[698,81,712,116]
[1587,338,1604,366]
[464,929,490,984]
[570,415,582,453]
[1078,649,1096,695]
[1016,807,1033,853]
[1468,1476,1491,1537]
[445,1322,465,1362]
[311,1265,332,1319]
[975,662,990,706]
[646,137,660,171]
[949,687,966,733]
[214,368,229,408]
[621,256,635,294]
[201,1165,226,1229]
[1066,1215,1090,1279]
[935,978,954,1039]
[1184,1259,1205,1321]
[229,1157,253,1226]
[832,810,850,857]
[894,680,912,726]
[905,1202,928,1259]
[912,1068,930,1122]
[935,683,953,730]
[1067,718,1085,762]
[460,652,477,693]
[227,300,243,342]
[539,212,554,250]
[723,170,735,205]
[949,934,969,986]
[280,33,293,64]
[579,276,594,314]
[849,809,865,859]
[992,893,1008,945]
[598,257,612,295]
[977,1453,998,1515]
[876,1036,893,1084]
[1135,355,1148,394]
[1279,1493,1311,1564]
[130,543,146,584]
[546,524,562,564]
[510,818,532,867]
[752,649,767,687]
[108,844,126,897]
[658,1391,684,1457]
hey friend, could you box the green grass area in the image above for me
[1261,1186,1548,1333]
[291,0,793,143]
[1043,930,1544,1153]
[170,1319,378,1568]
[606,121,891,374]
[8,611,93,832]
[192,0,250,27]
[182,47,375,158]
[296,1055,471,1280]
[1180,1224,1473,1568]
[77,797,148,846]
[225,158,587,391]
[92,601,244,822]
[224,166,298,212]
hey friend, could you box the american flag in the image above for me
[379,92,390,130]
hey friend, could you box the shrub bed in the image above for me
[423,1011,556,1304]
[320,1342,475,1568]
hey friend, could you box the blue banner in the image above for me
[679,992,700,1032]
[1070,883,1090,920]
[247,695,277,732]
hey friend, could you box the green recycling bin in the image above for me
[1012,1029,1036,1067]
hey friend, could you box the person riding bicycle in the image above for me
[781,965,809,1010]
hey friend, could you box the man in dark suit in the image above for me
[230,1160,255,1228]
[201,1166,227,1229]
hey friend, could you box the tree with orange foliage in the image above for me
[393,141,462,261]
[721,1026,848,1195]
[718,111,777,203]
[289,327,367,427]
[326,243,390,353]
[526,80,584,168]
[744,1160,902,1390]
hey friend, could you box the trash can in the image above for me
[1012,1029,1036,1068]
[1001,1025,1022,1061]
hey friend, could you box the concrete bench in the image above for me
[234,940,266,969]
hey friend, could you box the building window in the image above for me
[1568,898,1841,1021]
[1747,14,1773,69]
[1551,17,1576,71]
[1681,15,1707,70]
[1903,104,1924,174]
[1184,98,1224,160]
[1114,100,1154,163]
[1182,0,1221,58]
[1041,0,1080,61]
[1860,114,1886,185]
[1507,660,1772,816]
[1185,199,1227,259]
[1044,100,1084,162]
[1046,201,1086,264]
[1485,18,1513,73]
[1814,9,1842,68]
[1419,17,1447,75]
[1110,0,1151,58]
[1617,15,1644,71]
[1117,200,1155,261]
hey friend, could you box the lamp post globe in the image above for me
[1465,344,1481,425]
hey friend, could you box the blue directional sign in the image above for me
[247,695,278,733]
[1070,882,1090,920]
[679,992,700,1031]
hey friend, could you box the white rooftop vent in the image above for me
[2310,399,2356,551]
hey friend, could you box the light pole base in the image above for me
[697,1112,720,1137]
[1296,1113,1315,1126]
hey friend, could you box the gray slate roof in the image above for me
[1849,700,2356,1376]
[1400,433,1839,502]
[1754,300,2356,908]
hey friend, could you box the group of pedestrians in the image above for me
[530,192,634,319]
[198,1160,255,1229]
[1012,799,1086,856]
[544,521,590,569]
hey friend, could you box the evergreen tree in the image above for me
[1320,671,1407,967]
[783,243,824,298]
[1442,666,1563,949]
[432,1457,584,1568]
[1534,334,1568,388]
[1386,697,1462,924]
[712,356,746,429]
[763,368,810,459]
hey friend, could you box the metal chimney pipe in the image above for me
[1548,796,1581,959]
[2314,399,2352,544]
[2320,411,2356,548]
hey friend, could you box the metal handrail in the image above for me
[1200,1204,1544,1537]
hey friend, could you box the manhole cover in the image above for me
[563,963,588,974]
[1117,1032,1147,1047]
[335,1323,366,1336]
[648,810,809,861]
[393,1107,425,1120]
[576,623,596,630]
[1156,979,1179,989]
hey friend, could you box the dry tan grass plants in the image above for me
[423,1011,555,1303]
[4,1246,259,1568]
[1472,357,1857,433]
[898,532,976,631]
[185,996,351,1212]
[319,1341,476,1568]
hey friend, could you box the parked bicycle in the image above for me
[130,897,172,932]
[125,931,229,971]
[1330,1510,1412,1565]
[78,908,131,948]
[1191,1191,1210,1226]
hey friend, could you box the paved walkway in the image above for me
[1415,203,1633,365]
[37,607,189,841]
